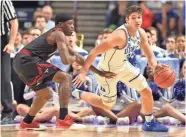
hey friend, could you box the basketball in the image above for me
[154,65,176,88]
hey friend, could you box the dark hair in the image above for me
[21,30,30,36]
[145,29,152,35]
[35,15,47,23]
[125,5,143,19]
[55,13,73,25]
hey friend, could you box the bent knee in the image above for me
[139,87,153,98]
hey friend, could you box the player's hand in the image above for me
[3,43,14,54]
[72,71,86,88]
[99,70,117,79]
[154,64,169,73]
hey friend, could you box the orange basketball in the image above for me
[154,65,176,88]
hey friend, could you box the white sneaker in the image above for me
[137,115,143,124]
[169,117,180,125]
[157,116,170,124]
[49,116,57,123]
[14,115,24,123]
[82,115,96,123]
[116,117,130,126]
[96,116,110,125]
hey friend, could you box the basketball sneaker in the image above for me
[142,119,169,132]
[56,115,74,128]
[116,117,130,126]
[137,115,144,124]
[82,115,96,123]
[95,116,110,125]
[20,121,47,130]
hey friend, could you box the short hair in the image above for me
[21,30,30,36]
[125,5,143,19]
[35,15,47,23]
[28,27,40,34]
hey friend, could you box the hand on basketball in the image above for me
[154,64,169,73]
[72,71,86,88]
[99,70,117,79]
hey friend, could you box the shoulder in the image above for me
[50,29,65,40]
[110,29,127,41]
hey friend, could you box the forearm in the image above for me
[147,56,158,69]
[9,19,18,44]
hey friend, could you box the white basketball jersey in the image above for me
[98,24,141,72]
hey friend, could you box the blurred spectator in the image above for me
[42,5,55,30]
[165,36,176,58]
[175,35,185,60]
[35,15,47,34]
[138,1,154,30]
[180,60,186,79]
[67,31,88,56]
[148,27,166,58]
[29,27,42,41]
[154,2,179,41]
[10,32,24,58]
[107,1,128,29]
[22,31,32,46]
[178,1,185,35]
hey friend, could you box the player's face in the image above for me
[63,20,74,36]
[127,12,142,29]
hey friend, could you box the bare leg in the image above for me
[91,106,118,121]
[154,103,186,124]
[34,107,59,122]
[52,71,72,120]
[16,104,30,117]
[80,92,111,110]
[139,87,154,115]
[69,108,95,122]
[77,107,95,117]
[28,87,50,116]
[116,101,141,123]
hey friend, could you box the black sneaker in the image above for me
[1,116,14,125]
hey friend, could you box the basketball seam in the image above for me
[158,71,175,86]
[154,69,171,81]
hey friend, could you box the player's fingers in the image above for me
[3,46,7,52]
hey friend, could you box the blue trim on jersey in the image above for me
[129,72,141,82]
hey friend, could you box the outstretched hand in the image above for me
[72,72,86,88]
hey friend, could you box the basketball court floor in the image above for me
[1,123,185,137]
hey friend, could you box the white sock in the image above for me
[145,114,154,122]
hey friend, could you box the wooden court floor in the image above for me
[1,124,186,137]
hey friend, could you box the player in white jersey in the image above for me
[73,5,168,132]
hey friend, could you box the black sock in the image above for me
[23,114,35,124]
[59,108,68,120]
